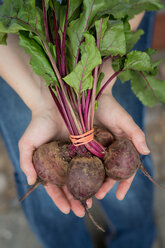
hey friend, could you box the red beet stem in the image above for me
[139,163,165,191]
[19,178,43,202]
[82,201,105,232]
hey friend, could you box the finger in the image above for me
[63,186,86,217]
[116,174,135,200]
[45,184,70,214]
[119,115,150,155]
[19,139,37,185]
[95,178,116,199]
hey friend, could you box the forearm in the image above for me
[0,34,54,113]
[129,12,145,31]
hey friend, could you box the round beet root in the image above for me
[33,141,68,186]
[104,138,165,192]
[94,126,114,147]
[67,157,105,202]
[104,139,140,180]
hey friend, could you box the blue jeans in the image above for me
[0,12,156,248]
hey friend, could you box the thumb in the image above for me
[119,114,150,155]
[19,138,37,185]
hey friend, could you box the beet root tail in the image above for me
[139,163,165,191]
[19,178,43,202]
[82,201,105,232]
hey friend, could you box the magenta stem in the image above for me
[84,90,91,129]
[54,85,74,134]
[78,55,88,132]
[42,0,50,42]
[48,86,71,132]
[89,19,102,129]
[52,10,62,75]
[90,66,99,129]
[58,88,79,135]
[82,92,86,113]
[96,70,122,100]
[70,88,78,112]
[61,0,69,76]
[85,143,105,158]
[74,1,95,66]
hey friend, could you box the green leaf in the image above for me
[95,100,98,111]
[124,50,152,71]
[63,32,102,94]
[127,29,144,51]
[127,0,164,18]
[95,1,131,19]
[66,0,108,70]
[100,20,126,57]
[143,48,162,76]
[19,31,57,87]
[45,0,50,11]
[0,0,45,38]
[123,19,144,52]
[95,17,109,45]
[112,56,125,71]
[68,0,82,21]
[94,0,163,20]
[50,85,58,97]
[131,71,165,107]
[0,32,7,45]
[96,72,104,95]
[145,47,157,56]
[118,70,132,83]
[112,55,131,83]
[50,0,82,32]
[30,0,36,8]
[0,0,23,33]
[66,0,163,70]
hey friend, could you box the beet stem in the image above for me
[82,201,105,232]
[96,69,122,100]
[139,163,165,191]
[19,178,43,202]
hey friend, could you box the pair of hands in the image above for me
[18,89,150,218]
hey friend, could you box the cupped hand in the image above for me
[18,101,92,217]
[94,93,150,201]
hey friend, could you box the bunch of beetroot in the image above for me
[20,126,164,232]
[13,0,165,232]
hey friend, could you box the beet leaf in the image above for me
[63,32,102,94]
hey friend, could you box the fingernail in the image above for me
[79,212,85,218]
[117,193,125,201]
[27,175,36,185]
[63,208,70,215]
[86,199,92,208]
[141,143,150,154]
[96,193,105,199]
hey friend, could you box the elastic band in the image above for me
[70,129,94,146]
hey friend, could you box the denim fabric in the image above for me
[0,11,156,248]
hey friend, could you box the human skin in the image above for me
[0,12,149,217]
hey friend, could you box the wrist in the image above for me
[31,78,56,114]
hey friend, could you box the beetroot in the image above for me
[94,126,114,147]
[67,156,105,231]
[67,157,105,202]
[104,139,139,180]
[19,135,164,232]
[60,143,92,162]
[104,138,165,191]
[19,141,69,202]
[33,141,68,186]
